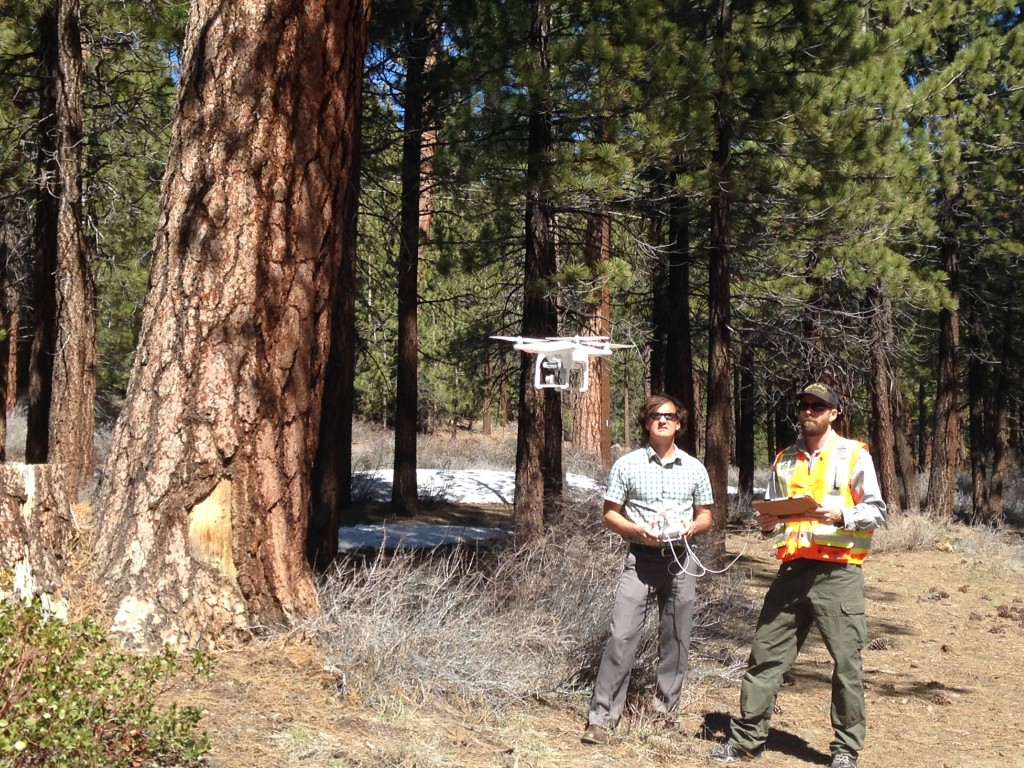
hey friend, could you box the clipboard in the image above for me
[750,496,819,517]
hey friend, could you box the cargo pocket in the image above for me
[840,602,868,650]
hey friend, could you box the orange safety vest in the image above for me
[772,435,874,565]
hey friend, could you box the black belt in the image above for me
[629,542,685,558]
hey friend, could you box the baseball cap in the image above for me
[798,382,841,412]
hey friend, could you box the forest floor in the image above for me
[173,505,1024,768]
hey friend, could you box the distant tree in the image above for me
[23,0,94,496]
[93,0,370,648]
[514,0,562,542]
[392,0,442,517]
[702,0,734,560]
[573,201,612,469]
[308,102,368,573]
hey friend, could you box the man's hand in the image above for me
[755,511,780,531]
[807,507,844,526]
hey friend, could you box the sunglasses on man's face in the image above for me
[649,412,680,423]
[797,400,830,414]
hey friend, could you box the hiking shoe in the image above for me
[707,743,757,762]
[581,724,610,745]
[831,754,857,768]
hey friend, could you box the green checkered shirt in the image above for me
[604,445,713,536]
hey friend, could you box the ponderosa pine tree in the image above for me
[93,0,370,648]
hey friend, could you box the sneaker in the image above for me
[831,754,857,768]
[707,743,757,763]
[581,724,610,745]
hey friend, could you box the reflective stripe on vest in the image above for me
[772,436,873,565]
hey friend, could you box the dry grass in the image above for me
[307,497,757,715]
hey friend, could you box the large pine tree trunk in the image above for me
[93,0,369,649]
[573,203,611,470]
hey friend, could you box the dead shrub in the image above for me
[308,497,756,715]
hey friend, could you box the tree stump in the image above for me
[0,463,77,619]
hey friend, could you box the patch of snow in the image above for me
[339,469,602,554]
[352,468,601,506]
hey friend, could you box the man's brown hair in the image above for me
[637,393,684,444]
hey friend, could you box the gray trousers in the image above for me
[728,559,867,757]
[588,548,696,728]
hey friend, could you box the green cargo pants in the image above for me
[728,559,867,758]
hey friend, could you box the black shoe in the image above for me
[831,754,857,768]
[707,743,758,763]
[581,724,610,745]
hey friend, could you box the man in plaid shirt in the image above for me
[581,393,714,745]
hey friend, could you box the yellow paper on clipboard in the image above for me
[750,496,819,517]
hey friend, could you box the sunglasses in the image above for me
[797,400,831,414]
[649,412,680,423]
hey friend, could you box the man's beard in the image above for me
[800,418,828,436]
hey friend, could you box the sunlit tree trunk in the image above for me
[94,0,369,649]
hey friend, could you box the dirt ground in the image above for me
[181,522,1024,768]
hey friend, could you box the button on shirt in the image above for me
[605,444,714,540]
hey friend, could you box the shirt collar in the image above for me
[644,443,681,466]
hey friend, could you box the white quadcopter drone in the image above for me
[491,335,633,392]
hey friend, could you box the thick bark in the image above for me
[924,228,962,518]
[94,0,369,649]
[392,6,435,518]
[514,0,562,543]
[573,203,611,470]
[704,0,733,561]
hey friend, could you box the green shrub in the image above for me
[0,599,209,767]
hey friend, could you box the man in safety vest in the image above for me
[708,383,886,768]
